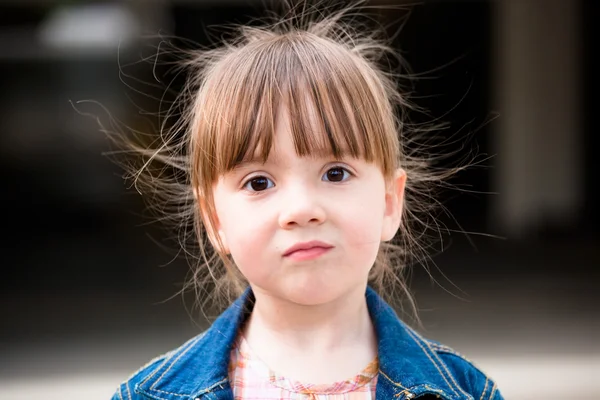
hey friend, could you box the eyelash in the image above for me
[241,165,354,193]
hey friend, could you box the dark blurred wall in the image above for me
[582,0,598,235]
[0,0,500,291]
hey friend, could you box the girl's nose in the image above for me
[278,183,327,229]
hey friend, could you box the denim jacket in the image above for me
[112,287,503,400]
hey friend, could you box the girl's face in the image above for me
[210,108,405,306]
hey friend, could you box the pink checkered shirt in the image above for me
[228,335,378,399]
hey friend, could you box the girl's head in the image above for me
[109,2,441,315]
[190,23,408,306]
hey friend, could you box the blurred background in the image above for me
[0,0,597,399]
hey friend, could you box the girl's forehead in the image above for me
[278,104,348,149]
[198,37,397,177]
[274,100,328,143]
[241,129,349,167]
[232,103,350,164]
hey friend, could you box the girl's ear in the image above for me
[198,194,230,255]
[381,168,407,242]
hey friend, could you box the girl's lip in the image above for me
[284,246,332,261]
[283,240,334,257]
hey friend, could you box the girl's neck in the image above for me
[241,284,377,383]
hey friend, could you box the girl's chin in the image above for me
[272,282,360,307]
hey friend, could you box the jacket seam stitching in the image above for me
[418,338,473,399]
[430,344,474,364]
[488,383,497,400]
[141,334,204,389]
[478,377,489,400]
[423,338,472,399]
[378,369,409,390]
[430,343,455,354]
[150,388,188,397]
[193,377,229,398]
[124,352,170,385]
[150,335,203,389]
[404,328,460,398]
[126,382,132,400]
[378,370,414,398]
[430,341,496,395]
[136,353,171,388]
[117,385,124,400]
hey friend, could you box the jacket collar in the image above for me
[136,287,471,400]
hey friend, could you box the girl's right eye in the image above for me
[243,176,274,192]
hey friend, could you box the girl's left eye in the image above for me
[322,166,352,182]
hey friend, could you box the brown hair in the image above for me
[90,1,457,320]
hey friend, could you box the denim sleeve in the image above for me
[454,362,504,400]
[477,375,504,400]
[111,384,124,400]
[111,382,135,400]
[109,352,169,400]
[491,387,505,400]
[432,344,504,400]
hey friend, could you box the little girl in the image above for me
[109,2,503,399]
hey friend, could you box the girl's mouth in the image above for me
[283,240,334,261]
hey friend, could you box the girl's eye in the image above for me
[322,166,351,182]
[243,176,274,192]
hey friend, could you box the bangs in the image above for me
[196,32,397,180]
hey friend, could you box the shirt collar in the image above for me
[136,287,470,400]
